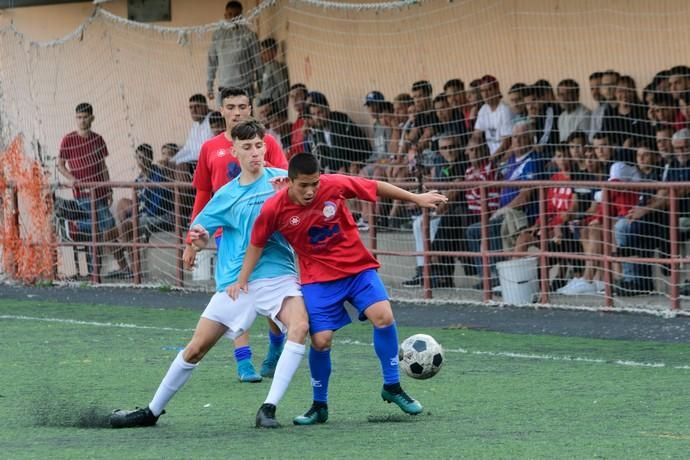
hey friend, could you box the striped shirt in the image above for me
[465,161,500,214]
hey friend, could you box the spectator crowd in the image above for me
[54,1,690,298]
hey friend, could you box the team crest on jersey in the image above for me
[217,149,229,157]
[323,201,337,220]
[289,216,301,226]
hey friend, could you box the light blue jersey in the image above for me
[191,167,296,292]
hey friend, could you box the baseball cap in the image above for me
[364,90,385,106]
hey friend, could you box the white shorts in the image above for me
[201,275,302,340]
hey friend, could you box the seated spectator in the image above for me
[432,93,466,150]
[612,143,663,295]
[507,83,527,121]
[269,101,293,151]
[364,90,391,166]
[589,70,617,141]
[409,80,439,154]
[463,79,483,132]
[513,144,582,291]
[523,85,559,155]
[116,144,174,256]
[567,131,589,173]
[473,75,513,161]
[602,75,651,148]
[557,79,591,142]
[287,83,309,157]
[443,78,467,127]
[159,143,180,180]
[306,91,371,173]
[402,134,465,287]
[208,110,226,136]
[467,120,546,288]
[668,65,690,125]
[650,92,680,131]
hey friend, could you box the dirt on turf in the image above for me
[2,284,690,343]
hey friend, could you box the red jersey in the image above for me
[288,117,306,160]
[251,174,380,284]
[464,160,499,214]
[193,132,287,194]
[542,171,574,227]
[59,131,110,199]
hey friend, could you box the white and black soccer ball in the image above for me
[399,334,444,380]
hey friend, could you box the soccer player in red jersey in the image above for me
[229,153,447,424]
[184,87,289,383]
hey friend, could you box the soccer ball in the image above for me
[399,334,444,379]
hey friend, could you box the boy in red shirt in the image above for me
[184,87,288,383]
[230,153,447,424]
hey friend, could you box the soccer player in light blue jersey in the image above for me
[110,120,309,429]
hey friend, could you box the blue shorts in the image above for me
[76,197,116,233]
[301,269,389,334]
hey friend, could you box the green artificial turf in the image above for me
[0,299,689,459]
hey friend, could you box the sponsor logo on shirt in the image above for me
[226,162,241,180]
[323,201,337,220]
[308,224,340,245]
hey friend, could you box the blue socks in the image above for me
[373,322,400,385]
[309,348,331,403]
[234,345,252,363]
[269,330,285,349]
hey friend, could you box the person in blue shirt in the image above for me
[109,120,309,429]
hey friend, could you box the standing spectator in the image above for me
[364,90,390,164]
[650,92,681,131]
[557,79,591,142]
[588,71,603,104]
[269,101,293,152]
[306,91,371,174]
[443,78,467,126]
[207,1,261,103]
[57,102,129,278]
[668,65,690,125]
[473,75,513,160]
[589,71,613,141]
[209,111,226,136]
[159,143,180,180]
[287,83,309,158]
[258,37,290,114]
[431,93,467,152]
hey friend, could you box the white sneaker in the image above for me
[356,217,369,232]
[593,280,606,292]
[557,277,582,294]
[562,279,597,295]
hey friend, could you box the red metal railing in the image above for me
[5,179,687,311]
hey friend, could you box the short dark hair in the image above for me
[567,131,587,143]
[433,93,448,105]
[136,143,154,168]
[589,71,603,80]
[189,94,207,104]
[257,97,273,108]
[162,143,179,154]
[308,91,329,108]
[75,102,93,115]
[411,80,433,97]
[231,119,265,141]
[653,92,677,107]
[443,79,464,92]
[261,38,277,50]
[592,132,609,142]
[288,153,320,179]
[226,1,242,12]
[393,93,414,105]
[602,69,621,80]
[508,82,527,95]
[534,79,553,97]
[220,87,249,104]
[469,79,482,89]
[558,79,580,99]
[521,85,540,99]
[656,124,674,135]
[670,65,690,78]
[290,83,308,92]
[380,101,394,113]
[209,111,224,126]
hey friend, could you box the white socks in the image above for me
[264,341,306,406]
[149,351,198,416]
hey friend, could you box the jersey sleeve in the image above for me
[250,199,279,248]
[192,143,212,192]
[264,134,288,169]
[190,186,234,237]
[330,174,378,202]
[98,135,109,158]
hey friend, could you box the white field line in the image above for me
[3,314,690,371]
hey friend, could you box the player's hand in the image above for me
[269,176,290,191]
[226,281,248,301]
[182,245,198,270]
[627,207,646,221]
[415,190,448,209]
[188,225,209,245]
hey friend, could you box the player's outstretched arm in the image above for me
[375,181,448,209]
[226,243,264,300]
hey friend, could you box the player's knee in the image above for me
[183,342,208,364]
[290,317,309,341]
[369,310,395,328]
[310,334,332,351]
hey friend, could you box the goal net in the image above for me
[1,0,689,314]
